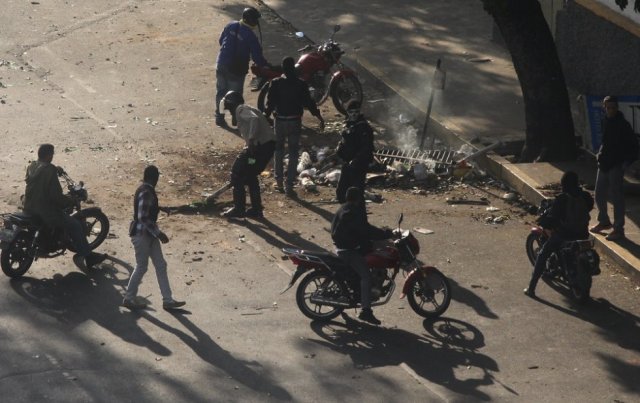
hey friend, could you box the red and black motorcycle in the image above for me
[281,214,452,322]
[251,24,363,115]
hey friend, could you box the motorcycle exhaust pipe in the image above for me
[309,295,352,308]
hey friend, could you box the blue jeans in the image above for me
[274,118,301,188]
[215,65,245,117]
[595,163,625,232]
[63,215,90,257]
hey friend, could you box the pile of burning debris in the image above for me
[285,142,501,197]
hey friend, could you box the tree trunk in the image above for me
[483,0,577,162]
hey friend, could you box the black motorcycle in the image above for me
[525,200,600,303]
[0,170,109,278]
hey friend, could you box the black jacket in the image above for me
[540,190,593,240]
[598,111,637,171]
[331,202,389,250]
[336,116,374,170]
[265,75,320,118]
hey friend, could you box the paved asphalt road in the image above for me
[0,1,639,402]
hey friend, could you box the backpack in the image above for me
[562,193,589,238]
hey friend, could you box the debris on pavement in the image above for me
[446,198,490,205]
[413,227,434,235]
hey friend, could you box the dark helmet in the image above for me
[242,7,261,26]
[222,90,244,111]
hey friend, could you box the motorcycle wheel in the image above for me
[330,75,363,115]
[571,267,592,304]
[68,210,110,252]
[1,231,34,278]
[406,268,452,318]
[295,271,345,321]
[525,232,544,266]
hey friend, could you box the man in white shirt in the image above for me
[219,91,275,219]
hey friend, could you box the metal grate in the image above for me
[374,148,457,171]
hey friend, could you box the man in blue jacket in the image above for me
[215,7,269,127]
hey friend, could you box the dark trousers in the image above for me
[336,164,367,203]
[528,232,564,291]
[337,249,371,310]
[63,215,90,257]
[230,141,275,211]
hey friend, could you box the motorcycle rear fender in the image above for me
[400,266,439,299]
[280,265,310,294]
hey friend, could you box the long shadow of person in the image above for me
[141,311,292,400]
[9,260,171,356]
[303,316,514,401]
[289,196,337,223]
[238,217,328,252]
[447,277,499,320]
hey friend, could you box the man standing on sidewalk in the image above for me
[123,165,185,310]
[215,7,269,127]
[590,96,638,241]
[265,56,324,197]
[219,91,276,219]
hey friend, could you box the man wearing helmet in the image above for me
[215,7,269,127]
[219,91,275,219]
[335,100,374,203]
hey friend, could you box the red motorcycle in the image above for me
[251,24,363,115]
[281,214,452,322]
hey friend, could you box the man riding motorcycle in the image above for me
[524,171,593,298]
[23,144,106,269]
[331,186,393,324]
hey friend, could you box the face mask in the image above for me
[347,110,359,121]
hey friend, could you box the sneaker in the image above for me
[590,223,612,233]
[358,308,381,325]
[85,252,107,269]
[221,207,245,219]
[245,207,264,219]
[605,230,624,241]
[122,298,147,310]
[523,287,536,298]
[163,300,186,310]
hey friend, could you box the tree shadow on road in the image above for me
[304,315,516,401]
[141,311,292,400]
[9,260,171,357]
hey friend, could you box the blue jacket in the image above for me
[216,21,267,70]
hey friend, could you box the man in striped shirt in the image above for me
[122,165,185,310]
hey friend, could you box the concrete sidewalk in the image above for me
[260,0,640,281]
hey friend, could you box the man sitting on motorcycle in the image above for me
[524,171,593,298]
[331,186,393,324]
[23,144,106,269]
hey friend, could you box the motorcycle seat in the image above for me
[9,212,43,227]
[283,248,348,268]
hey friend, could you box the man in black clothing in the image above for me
[524,171,594,298]
[331,187,392,324]
[335,100,374,203]
[590,96,638,241]
[265,56,324,197]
